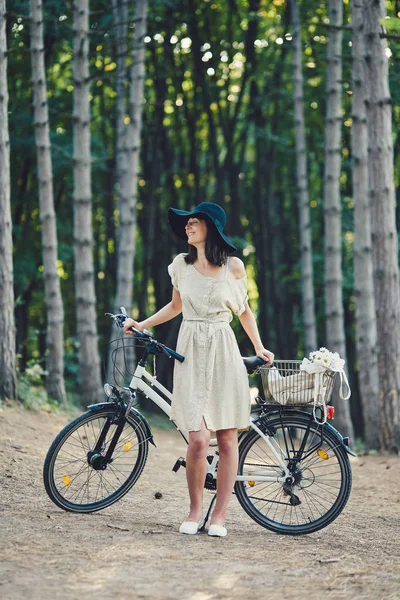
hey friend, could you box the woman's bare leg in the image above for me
[185,419,210,521]
[211,428,238,526]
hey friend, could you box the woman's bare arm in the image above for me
[239,304,274,364]
[228,258,274,364]
[123,288,182,335]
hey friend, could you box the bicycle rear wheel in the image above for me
[43,405,149,513]
[235,414,352,534]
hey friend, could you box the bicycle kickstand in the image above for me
[199,494,216,532]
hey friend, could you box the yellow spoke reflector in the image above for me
[248,473,255,487]
[62,475,71,486]
[317,449,329,460]
[123,440,133,452]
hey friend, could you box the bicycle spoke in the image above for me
[64,466,92,500]
[250,442,281,466]
[251,481,282,505]
[301,487,326,518]
[54,457,87,469]
[301,486,319,521]
[259,485,286,516]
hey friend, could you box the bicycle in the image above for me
[43,308,355,535]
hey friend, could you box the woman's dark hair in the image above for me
[183,215,229,266]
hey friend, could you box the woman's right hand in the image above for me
[123,318,148,335]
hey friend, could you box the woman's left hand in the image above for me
[256,347,274,365]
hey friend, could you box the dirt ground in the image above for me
[0,403,399,600]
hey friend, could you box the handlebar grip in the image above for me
[130,326,146,338]
[163,346,184,363]
[129,326,153,339]
[173,351,185,363]
[255,357,267,366]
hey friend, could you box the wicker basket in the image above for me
[259,360,337,406]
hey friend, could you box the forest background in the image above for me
[1,0,400,452]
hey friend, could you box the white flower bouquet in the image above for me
[307,347,345,372]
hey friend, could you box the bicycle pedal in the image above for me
[172,457,186,472]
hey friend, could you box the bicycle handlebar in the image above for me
[106,307,185,363]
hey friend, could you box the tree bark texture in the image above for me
[114,0,147,319]
[290,0,317,356]
[115,0,147,307]
[139,59,163,319]
[107,0,130,381]
[110,0,147,382]
[350,0,380,450]
[323,0,354,440]
[73,0,102,402]
[0,0,17,400]
[29,0,66,403]
[364,0,400,452]
[112,0,128,155]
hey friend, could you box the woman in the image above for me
[124,202,274,537]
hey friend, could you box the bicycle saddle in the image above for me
[242,356,266,374]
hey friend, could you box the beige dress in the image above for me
[168,253,251,432]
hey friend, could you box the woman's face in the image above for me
[185,217,207,247]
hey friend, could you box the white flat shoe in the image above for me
[179,516,205,535]
[208,524,227,537]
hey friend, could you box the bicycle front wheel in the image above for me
[235,414,352,534]
[43,405,149,513]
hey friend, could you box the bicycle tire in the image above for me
[43,405,149,513]
[235,414,352,534]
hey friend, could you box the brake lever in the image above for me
[119,308,153,336]
[106,308,153,336]
[105,312,127,329]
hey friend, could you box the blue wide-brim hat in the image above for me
[168,202,237,254]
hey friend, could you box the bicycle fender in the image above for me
[87,402,156,447]
[324,422,357,457]
[130,406,157,447]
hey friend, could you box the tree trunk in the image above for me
[364,0,400,452]
[107,0,129,380]
[139,56,164,319]
[73,0,102,403]
[111,0,147,382]
[29,0,66,403]
[290,0,317,356]
[350,0,380,450]
[0,0,17,400]
[251,79,273,350]
[323,0,354,440]
[114,0,147,312]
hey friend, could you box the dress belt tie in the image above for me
[183,317,231,324]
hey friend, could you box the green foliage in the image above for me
[17,360,55,411]
[380,17,400,30]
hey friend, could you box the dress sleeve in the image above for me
[232,277,248,316]
[167,254,181,290]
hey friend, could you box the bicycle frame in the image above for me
[127,363,291,484]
